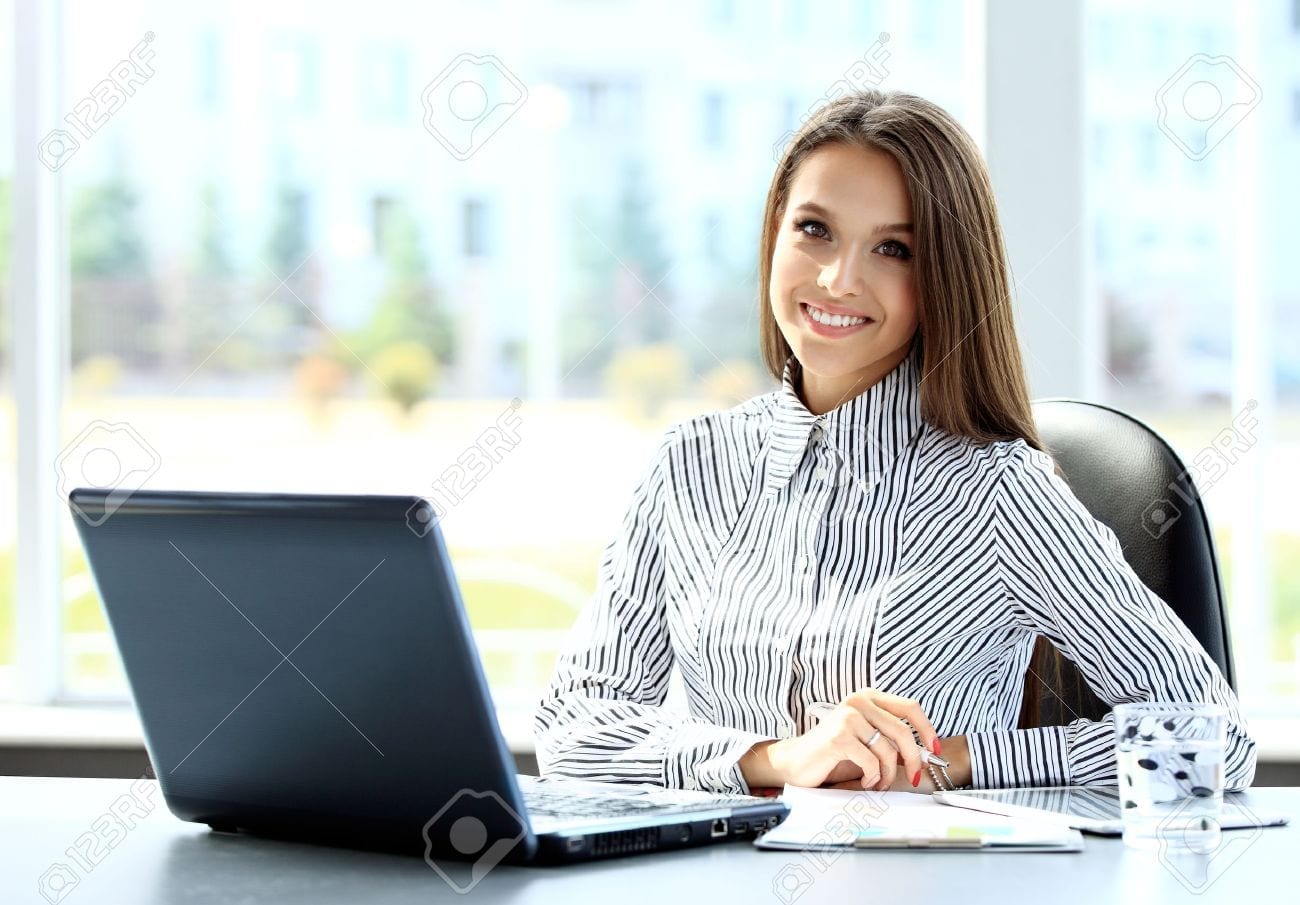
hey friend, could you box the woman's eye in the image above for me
[793,220,911,260]
[794,218,829,240]
[877,239,913,261]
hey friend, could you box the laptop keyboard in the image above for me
[521,784,760,821]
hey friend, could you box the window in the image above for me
[702,91,725,148]
[462,198,489,259]
[702,211,722,259]
[0,0,13,697]
[359,46,408,121]
[1087,0,1297,711]
[195,29,221,110]
[5,0,971,714]
[371,194,396,256]
[571,79,608,128]
[265,33,319,115]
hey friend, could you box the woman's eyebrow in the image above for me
[791,201,913,234]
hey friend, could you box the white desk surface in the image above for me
[2,777,1295,905]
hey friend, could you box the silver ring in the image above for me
[865,729,882,747]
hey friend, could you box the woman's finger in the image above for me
[844,695,925,786]
[853,718,899,789]
[874,692,941,752]
[832,709,883,789]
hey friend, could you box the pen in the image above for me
[807,701,950,768]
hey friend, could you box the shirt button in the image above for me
[773,638,790,652]
[777,726,793,740]
[813,467,829,481]
[799,553,814,571]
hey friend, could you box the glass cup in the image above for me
[1113,702,1227,851]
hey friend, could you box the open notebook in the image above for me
[755,786,1084,852]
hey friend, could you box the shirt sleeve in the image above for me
[966,440,1257,792]
[533,424,770,794]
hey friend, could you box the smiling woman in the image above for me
[535,89,1257,797]
[758,92,1034,445]
[766,144,919,415]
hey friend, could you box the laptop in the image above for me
[68,488,788,866]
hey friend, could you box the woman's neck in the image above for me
[797,344,911,416]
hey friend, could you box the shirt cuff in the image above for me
[966,725,1071,789]
[663,724,773,795]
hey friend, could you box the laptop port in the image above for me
[710,818,728,838]
[731,820,748,835]
[566,836,585,852]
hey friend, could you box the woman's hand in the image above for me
[825,734,971,794]
[739,689,940,791]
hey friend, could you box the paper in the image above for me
[755,785,1083,852]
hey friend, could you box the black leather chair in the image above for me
[1017,399,1237,730]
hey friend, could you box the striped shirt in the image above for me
[534,345,1257,795]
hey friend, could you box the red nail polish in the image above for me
[933,738,942,756]
[911,770,920,788]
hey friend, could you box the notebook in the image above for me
[754,786,1084,852]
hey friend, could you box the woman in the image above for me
[534,89,1256,796]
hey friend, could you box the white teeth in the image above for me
[805,304,867,327]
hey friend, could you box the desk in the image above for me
[2,778,1294,905]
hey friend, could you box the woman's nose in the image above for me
[817,252,868,298]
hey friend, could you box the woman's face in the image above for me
[768,141,919,415]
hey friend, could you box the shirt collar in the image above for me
[762,343,925,500]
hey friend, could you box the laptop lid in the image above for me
[68,488,538,860]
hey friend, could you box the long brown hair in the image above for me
[757,89,1063,729]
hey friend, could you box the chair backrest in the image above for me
[1020,399,1236,728]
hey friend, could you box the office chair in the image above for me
[1016,399,1237,730]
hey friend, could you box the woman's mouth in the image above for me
[799,302,875,338]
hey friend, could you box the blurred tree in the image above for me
[563,157,675,391]
[612,157,673,345]
[691,246,766,377]
[183,181,240,374]
[265,181,311,278]
[257,174,319,363]
[69,170,160,368]
[196,182,235,277]
[70,177,148,277]
[371,339,439,419]
[354,200,455,368]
